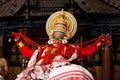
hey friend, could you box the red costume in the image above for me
[19,37,101,63]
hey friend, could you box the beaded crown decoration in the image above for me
[46,9,77,40]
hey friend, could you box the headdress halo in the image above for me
[46,10,77,40]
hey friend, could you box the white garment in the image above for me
[16,49,94,80]
[49,63,94,80]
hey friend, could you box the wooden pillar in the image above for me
[0,36,4,57]
[102,45,113,80]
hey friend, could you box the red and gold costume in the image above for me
[12,9,111,80]
[16,36,103,64]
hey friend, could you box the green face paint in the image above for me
[53,35,63,42]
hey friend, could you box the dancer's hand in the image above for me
[11,32,21,42]
[101,34,111,46]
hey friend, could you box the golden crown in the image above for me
[46,9,77,40]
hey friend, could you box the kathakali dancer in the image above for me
[12,9,111,80]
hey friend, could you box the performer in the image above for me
[0,51,8,80]
[12,9,111,80]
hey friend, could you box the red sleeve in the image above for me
[76,37,102,58]
[19,45,47,60]
[19,45,35,58]
[76,44,98,58]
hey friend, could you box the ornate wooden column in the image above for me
[102,45,113,80]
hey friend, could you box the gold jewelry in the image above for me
[17,42,24,48]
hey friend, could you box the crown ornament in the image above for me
[46,9,77,44]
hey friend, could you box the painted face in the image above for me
[53,18,68,41]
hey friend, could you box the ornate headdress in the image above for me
[46,9,77,44]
